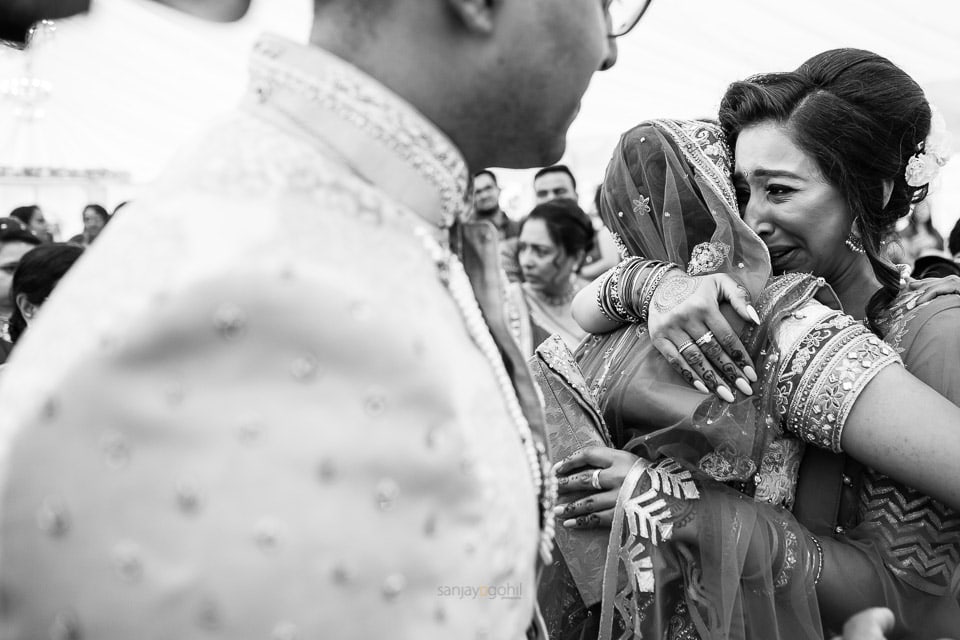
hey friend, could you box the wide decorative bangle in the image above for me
[776,312,901,452]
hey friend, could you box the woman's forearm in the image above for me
[571,274,623,334]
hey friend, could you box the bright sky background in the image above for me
[1,0,959,240]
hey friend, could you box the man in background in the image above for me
[533,164,579,203]
[468,169,520,241]
[530,165,620,280]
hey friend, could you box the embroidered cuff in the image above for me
[776,312,901,452]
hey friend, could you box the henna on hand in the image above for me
[685,349,717,390]
[653,273,700,313]
[721,333,749,369]
[702,339,738,382]
[669,356,696,385]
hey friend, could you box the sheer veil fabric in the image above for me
[567,120,829,640]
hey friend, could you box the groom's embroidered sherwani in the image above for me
[0,35,544,639]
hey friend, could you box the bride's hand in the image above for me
[647,270,759,402]
[553,446,640,529]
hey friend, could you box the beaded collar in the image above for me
[247,35,471,229]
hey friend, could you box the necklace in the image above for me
[532,286,575,307]
[415,226,557,562]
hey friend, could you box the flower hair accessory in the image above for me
[905,105,953,188]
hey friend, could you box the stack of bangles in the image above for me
[596,257,678,324]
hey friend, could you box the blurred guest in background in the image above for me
[894,201,944,266]
[9,205,49,242]
[507,198,594,353]
[0,218,41,362]
[533,167,620,280]
[534,165,579,204]
[68,204,110,246]
[468,170,520,241]
[7,243,84,347]
[911,250,960,279]
[470,169,526,282]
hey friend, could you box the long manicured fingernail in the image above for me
[553,505,566,515]
[744,366,758,383]
[563,519,577,528]
[693,380,710,394]
[906,299,916,310]
[735,378,753,396]
[717,385,735,403]
[747,305,761,325]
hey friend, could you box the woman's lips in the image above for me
[768,246,800,271]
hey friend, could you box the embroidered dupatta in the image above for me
[569,120,828,639]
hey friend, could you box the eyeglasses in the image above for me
[606,0,653,37]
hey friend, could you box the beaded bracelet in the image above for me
[808,533,824,586]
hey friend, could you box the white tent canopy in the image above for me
[1,0,958,238]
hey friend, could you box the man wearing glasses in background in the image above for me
[0,0,648,638]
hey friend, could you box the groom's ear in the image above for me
[0,0,90,45]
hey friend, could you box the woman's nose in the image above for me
[742,198,773,236]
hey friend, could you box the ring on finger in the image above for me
[590,468,603,490]
[695,331,715,347]
[676,340,696,354]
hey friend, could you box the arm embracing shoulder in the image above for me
[773,304,960,510]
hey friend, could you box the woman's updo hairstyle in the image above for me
[521,198,596,260]
[719,48,932,334]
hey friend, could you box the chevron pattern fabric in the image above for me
[858,468,960,594]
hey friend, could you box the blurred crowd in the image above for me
[0,201,126,364]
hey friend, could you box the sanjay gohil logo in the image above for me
[436,584,523,600]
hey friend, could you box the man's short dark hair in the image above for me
[534,164,577,190]
[473,169,498,186]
